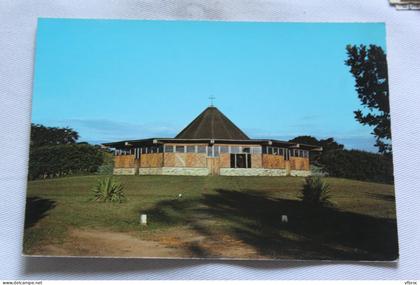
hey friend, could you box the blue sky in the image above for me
[32,19,387,152]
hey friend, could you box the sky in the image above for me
[32,19,387,152]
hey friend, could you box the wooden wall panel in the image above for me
[163,153,207,168]
[290,157,310,170]
[251,154,262,168]
[114,155,135,168]
[184,153,207,167]
[164,153,176,167]
[262,154,286,169]
[219,153,230,168]
[140,153,163,168]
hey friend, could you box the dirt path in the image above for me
[32,228,183,257]
[31,227,260,258]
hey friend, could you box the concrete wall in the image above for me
[138,167,209,176]
[220,168,287,176]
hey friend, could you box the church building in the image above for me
[104,106,321,176]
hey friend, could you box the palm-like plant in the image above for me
[91,176,125,203]
[299,176,331,207]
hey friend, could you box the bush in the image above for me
[320,149,394,184]
[28,144,104,180]
[96,152,114,175]
[91,176,125,203]
[299,176,331,207]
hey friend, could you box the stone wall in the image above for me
[139,167,209,176]
[290,170,312,177]
[220,168,287,176]
[113,167,136,175]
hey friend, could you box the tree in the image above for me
[289,135,319,146]
[290,136,343,152]
[289,136,343,165]
[30,124,79,147]
[345,44,391,154]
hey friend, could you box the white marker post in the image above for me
[281,215,288,223]
[140,214,147,225]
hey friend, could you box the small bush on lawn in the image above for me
[91,176,125,203]
[299,176,331,207]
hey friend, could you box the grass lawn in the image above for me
[24,175,398,260]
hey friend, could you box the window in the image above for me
[186,145,196,153]
[175,145,185,153]
[197,146,206,153]
[164,145,174,153]
[213,146,219,157]
[219,146,229,153]
[251,147,262,154]
[242,147,251,153]
[230,153,252,168]
[230,146,240,154]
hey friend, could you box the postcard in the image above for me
[24,19,398,260]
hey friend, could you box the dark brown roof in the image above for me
[175,107,250,140]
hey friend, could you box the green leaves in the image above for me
[91,176,126,203]
[345,45,392,154]
[28,144,104,180]
[299,176,331,208]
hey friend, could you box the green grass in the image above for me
[24,175,398,260]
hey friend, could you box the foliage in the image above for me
[97,152,114,175]
[91,176,125,203]
[289,136,344,164]
[310,165,328,177]
[299,176,331,207]
[320,149,394,184]
[31,124,79,147]
[28,144,104,180]
[345,45,391,154]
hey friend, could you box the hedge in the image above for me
[320,149,394,184]
[28,144,104,180]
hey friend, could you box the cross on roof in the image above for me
[209,95,216,106]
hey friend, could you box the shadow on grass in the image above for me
[145,189,398,261]
[366,192,396,202]
[25,197,56,229]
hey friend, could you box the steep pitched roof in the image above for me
[175,106,250,140]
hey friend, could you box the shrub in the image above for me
[299,176,331,207]
[96,152,114,175]
[91,176,125,203]
[320,149,394,184]
[28,144,104,180]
